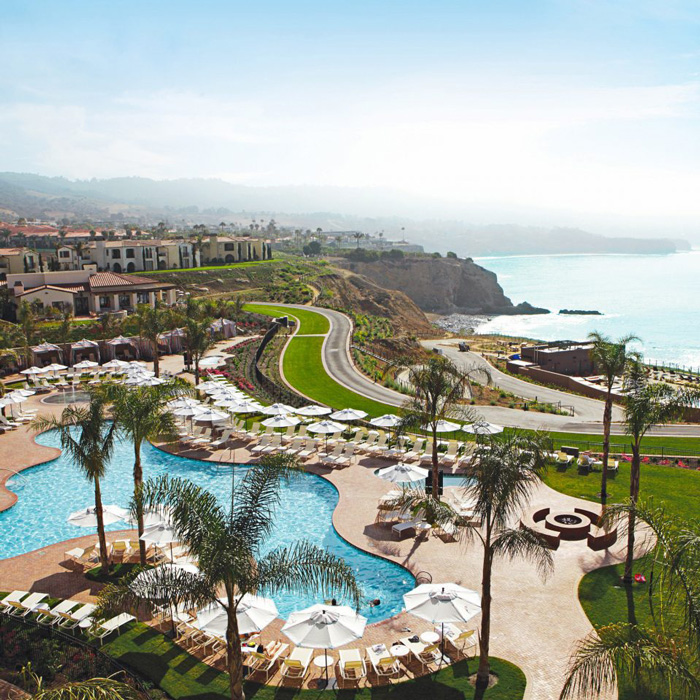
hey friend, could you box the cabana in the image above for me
[70,338,100,365]
[106,335,139,361]
[31,342,63,366]
[159,328,185,353]
[209,318,237,339]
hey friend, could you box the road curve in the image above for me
[254,303,700,437]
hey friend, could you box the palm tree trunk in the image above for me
[432,427,439,501]
[600,390,613,507]
[226,606,245,700]
[623,441,641,584]
[152,340,160,378]
[476,542,493,690]
[133,442,147,565]
[194,357,200,385]
[94,478,110,572]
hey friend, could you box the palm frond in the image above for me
[32,677,139,700]
[255,540,363,609]
[491,526,554,580]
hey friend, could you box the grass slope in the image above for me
[547,430,700,458]
[244,303,330,335]
[104,623,526,700]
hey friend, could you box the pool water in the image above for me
[0,432,414,622]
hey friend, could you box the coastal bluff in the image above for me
[337,256,547,315]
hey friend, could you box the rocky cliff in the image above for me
[336,256,547,315]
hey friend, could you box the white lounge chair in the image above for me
[339,648,366,682]
[7,592,48,617]
[90,612,136,644]
[365,644,400,677]
[246,641,289,681]
[280,646,313,680]
[36,599,80,626]
[56,603,97,629]
[0,590,28,614]
[439,623,477,657]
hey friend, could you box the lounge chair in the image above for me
[280,426,296,444]
[439,624,477,658]
[284,437,305,456]
[400,636,442,672]
[403,438,425,462]
[555,451,573,465]
[246,641,289,681]
[111,540,129,562]
[7,592,48,617]
[339,648,366,682]
[36,599,80,626]
[260,433,282,455]
[65,543,98,567]
[606,458,619,473]
[280,647,313,680]
[297,438,318,461]
[366,644,400,677]
[0,590,28,614]
[419,440,435,464]
[210,429,232,449]
[440,441,460,466]
[89,612,136,644]
[356,432,378,454]
[250,434,273,454]
[331,443,356,468]
[367,434,389,456]
[56,603,97,629]
[319,443,344,465]
[243,422,261,441]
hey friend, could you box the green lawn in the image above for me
[104,623,526,700]
[244,303,330,335]
[546,430,700,458]
[283,336,395,416]
[544,460,700,522]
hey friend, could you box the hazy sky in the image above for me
[2,0,700,225]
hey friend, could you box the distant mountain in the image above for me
[0,172,688,255]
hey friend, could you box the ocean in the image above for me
[472,250,700,370]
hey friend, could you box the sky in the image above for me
[1,0,700,231]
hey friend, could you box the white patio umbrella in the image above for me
[424,420,462,433]
[308,419,347,451]
[463,421,504,436]
[370,414,402,428]
[296,404,332,417]
[173,405,205,418]
[193,408,229,424]
[141,522,182,563]
[261,403,297,416]
[102,359,131,370]
[330,408,368,421]
[167,397,202,410]
[132,376,165,387]
[6,391,29,402]
[1,393,27,417]
[10,388,35,397]
[73,360,99,370]
[196,594,278,637]
[125,505,173,529]
[68,504,130,528]
[282,604,367,688]
[376,462,429,484]
[403,583,481,661]
[261,414,300,428]
[43,362,67,375]
[20,366,46,376]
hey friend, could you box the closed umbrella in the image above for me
[261,403,297,416]
[403,583,481,663]
[296,405,332,417]
[68,504,129,528]
[330,408,368,421]
[196,594,278,637]
[282,604,367,688]
[376,462,429,484]
[261,414,300,428]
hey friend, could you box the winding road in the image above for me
[258,303,700,437]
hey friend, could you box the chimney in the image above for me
[13,281,24,296]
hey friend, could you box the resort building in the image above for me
[199,234,272,265]
[519,342,595,376]
[4,269,177,316]
[0,247,40,277]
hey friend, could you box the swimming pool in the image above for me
[0,432,414,622]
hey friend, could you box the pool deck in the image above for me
[0,387,623,699]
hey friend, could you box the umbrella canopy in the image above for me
[102,359,131,370]
[261,403,297,416]
[197,594,278,636]
[125,506,173,529]
[73,360,99,370]
[282,604,367,649]
[330,408,368,421]
[68,505,129,528]
[173,405,206,418]
[370,414,402,428]
[130,376,165,387]
[20,366,46,375]
[130,563,200,600]
[308,420,347,434]
[296,404,332,417]
[424,420,462,433]
[43,363,67,372]
[10,389,35,397]
[403,583,481,625]
[262,414,300,428]
[193,408,229,424]
[5,392,28,403]
[140,523,180,548]
[463,421,504,436]
[167,397,202,410]
[376,462,430,484]
[225,399,264,414]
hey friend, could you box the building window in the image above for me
[126,249,135,259]
[137,291,150,304]
[118,293,131,309]
[99,295,111,309]
[224,243,234,251]
[59,250,70,258]
[111,249,121,259]
[144,248,153,259]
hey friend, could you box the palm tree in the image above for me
[31,395,117,573]
[57,309,74,345]
[620,362,699,584]
[17,300,38,366]
[98,382,186,564]
[561,501,700,699]
[182,315,215,385]
[96,456,362,700]
[588,332,639,507]
[134,303,170,377]
[397,355,484,498]
[463,431,553,693]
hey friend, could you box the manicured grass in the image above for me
[283,336,395,416]
[547,430,700,458]
[104,622,526,700]
[544,460,700,522]
[244,302,330,335]
[85,563,148,583]
[137,260,279,274]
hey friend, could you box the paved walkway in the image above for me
[0,390,624,699]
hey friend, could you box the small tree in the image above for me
[588,332,639,507]
[17,301,38,366]
[183,315,215,385]
[32,394,117,573]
